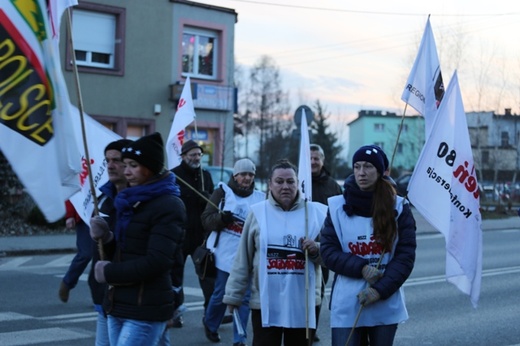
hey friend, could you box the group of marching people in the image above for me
[64,131,416,346]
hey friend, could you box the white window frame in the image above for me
[72,10,116,69]
[182,27,218,80]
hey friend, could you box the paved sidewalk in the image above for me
[0,208,518,257]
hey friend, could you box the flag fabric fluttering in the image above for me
[0,0,81,222]
[407,71,482,308]
[401,16,445,137]
[298,110,312,202]
[48,0,78,39]
[68,107,121,225]
[166,76,196,169]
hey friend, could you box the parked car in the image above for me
[395,173,412,197]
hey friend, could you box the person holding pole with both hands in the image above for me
[223,159,327,345]
[320,145,416,346]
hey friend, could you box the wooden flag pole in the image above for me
[304,198,310,344]
[388,103,409,176]
[345,249,386,346]
[65,8,103,259]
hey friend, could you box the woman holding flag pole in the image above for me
[320,145,416,346]
[223,159,326,345]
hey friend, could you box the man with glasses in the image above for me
[171,139,215,327]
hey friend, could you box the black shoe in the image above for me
[313,333,320,342]
[203,318,221,342]
[222,314,233,324]
[171,316,183,328]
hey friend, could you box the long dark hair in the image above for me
[372,177,397,252]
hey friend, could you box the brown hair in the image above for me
[371,178,397,252]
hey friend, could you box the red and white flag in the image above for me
[298,109,312,202]
[401,16,445,137]
[166,76,196,169]
[68,107,121,224]
[0,0,81,222]
[407,71,482,307]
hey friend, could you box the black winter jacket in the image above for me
[172,161,214,255]
[102,193,186,322]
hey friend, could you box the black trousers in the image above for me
[251,309,315,346]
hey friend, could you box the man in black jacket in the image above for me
[172,140,215,325]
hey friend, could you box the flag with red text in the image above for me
[298,109,312,202]
[0,0,81,222]
[407,71,482,307]
[68,107,121,224]
[166,76,196,169]
[401,16,444,137]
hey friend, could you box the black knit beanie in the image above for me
[352,145,386,175]
[104,139,133,155]
[121,132,164,174]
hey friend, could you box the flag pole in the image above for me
[388,103,409,176]
[345,250,385,346]
[304,198,310,343]
[65,8,103,258]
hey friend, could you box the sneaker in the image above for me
[203,317,221,342]
[171,315,183,328]
[58,281,70,303]
[221,314,233,324]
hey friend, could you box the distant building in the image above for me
[60,0,237,167]
[347,110,425,174]
[466,110,520,182]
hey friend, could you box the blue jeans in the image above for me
[107,315,167,346]
[95,311,109,346]
[157,327,171,346]
[204,269,250,344]
[331,324,398,346]
[63,221,93,289]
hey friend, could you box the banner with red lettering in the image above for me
[401,16,444,137]
[68,107,121,224]
[166,76,196,169]
[0,0,81,222]
[408,71,482,307]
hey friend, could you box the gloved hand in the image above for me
[220,211,234,225]
[357,287,381,306]
[94,260,110,283]
[201,191,210,200]
[361,265,383,285]
[90,216,113,243]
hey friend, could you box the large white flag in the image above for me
[0,0,81,222]
[401,16,445,137]
[68,108,121,224]
[408,71,482,307]
[166,77,196,169]
[298,110,312,202]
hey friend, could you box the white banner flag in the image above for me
[408,71,482,307]
[401,16,444,137]
[298,110,312,202]
[0,0,81,222]
[68,108,122,225]
[166,76,196,169]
